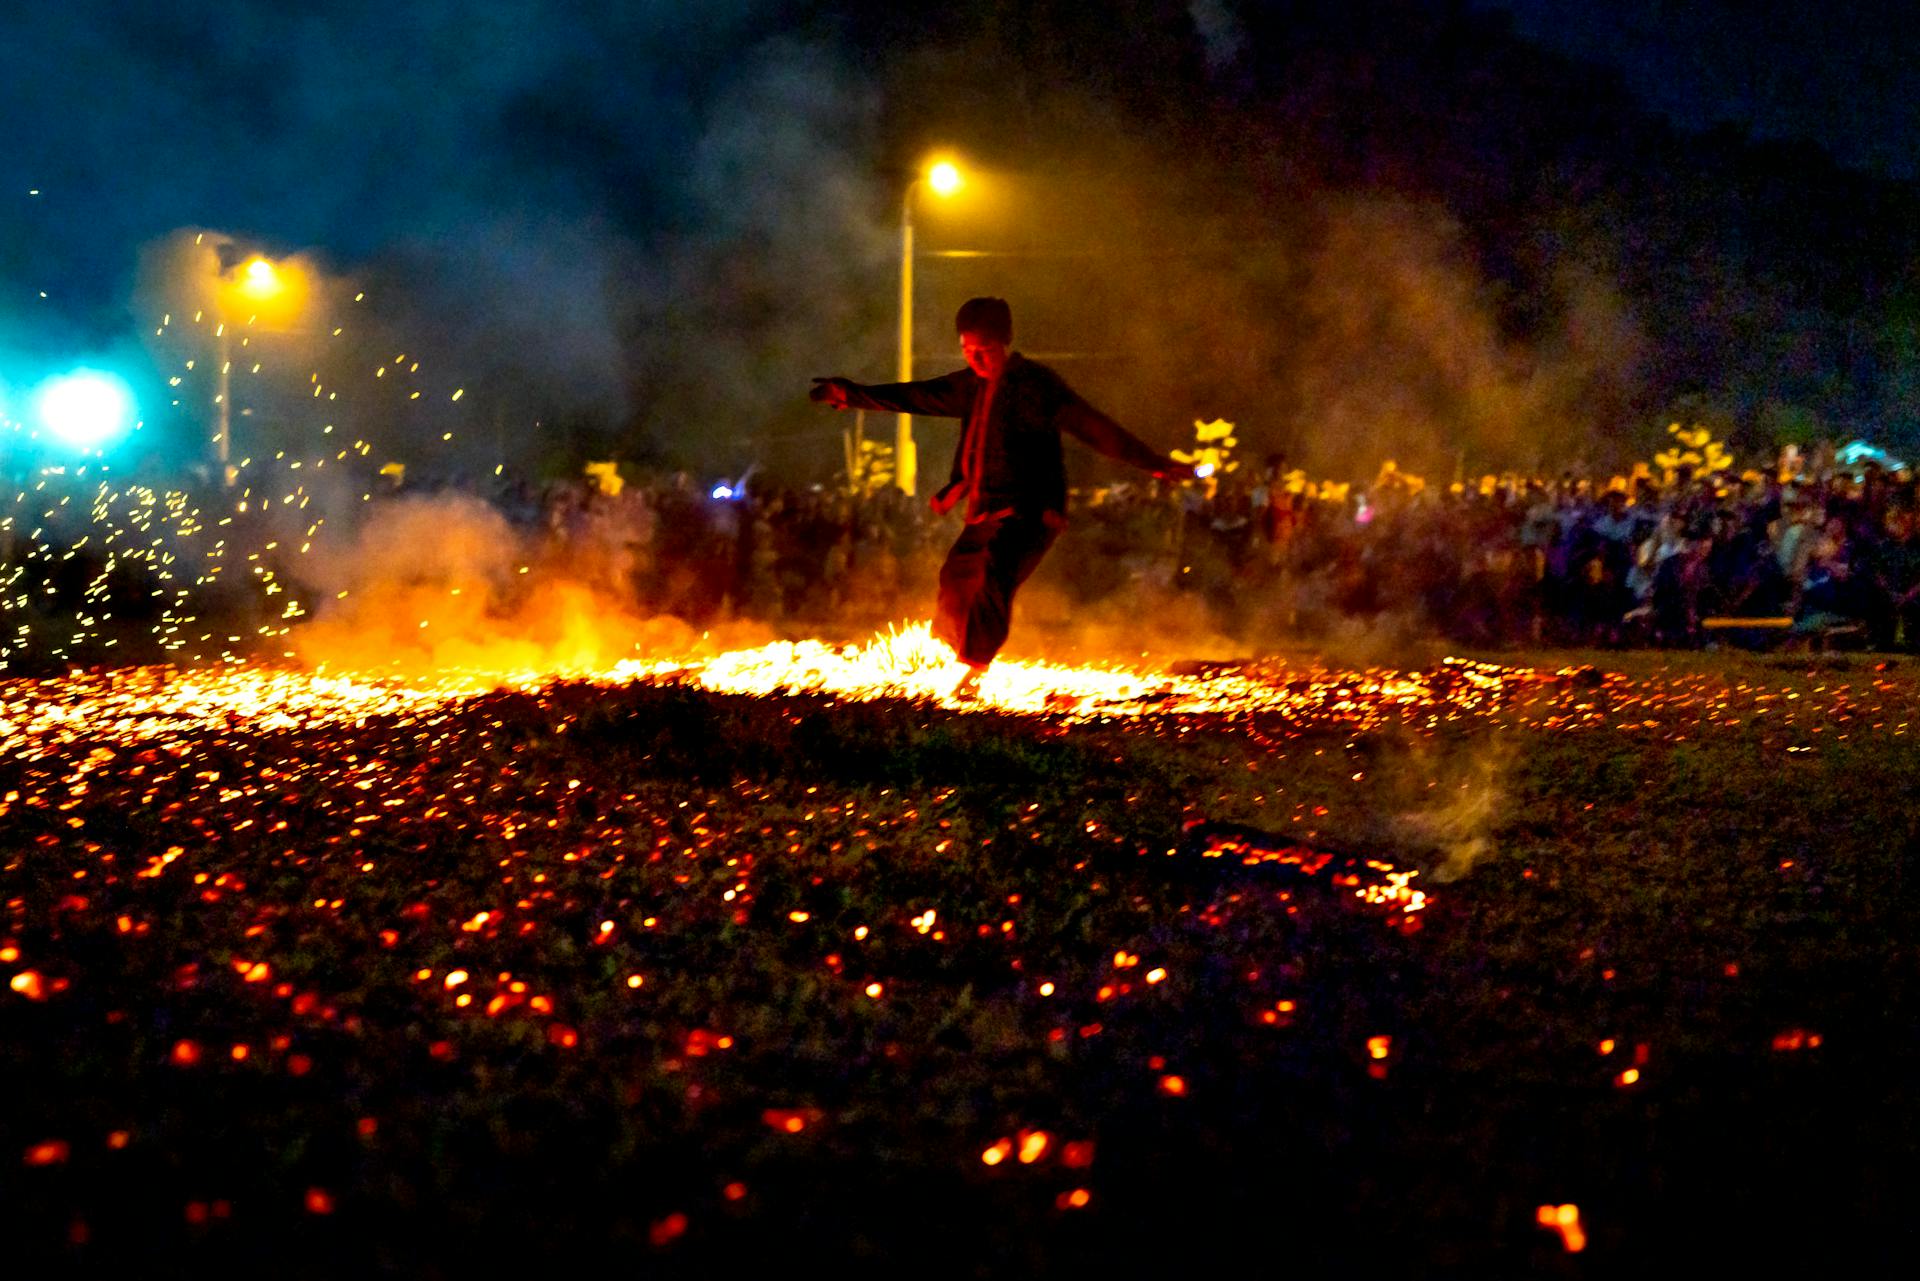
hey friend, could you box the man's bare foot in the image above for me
[952,665,987,701]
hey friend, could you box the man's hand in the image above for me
[809,377,853,410]
[929,481,965,516]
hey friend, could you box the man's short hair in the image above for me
[955,297,1013,343]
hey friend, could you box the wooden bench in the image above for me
[1703,616,1864,651]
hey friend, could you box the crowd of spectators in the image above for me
[508,449,1920,652]
[498,473,938,630]
[8,446,1917,671]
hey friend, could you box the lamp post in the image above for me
[214,302,232,485]
[897,159,964,497]
[211,247,285,488]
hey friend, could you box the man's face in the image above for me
[960,330,1009,380]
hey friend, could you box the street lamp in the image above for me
[211,246,288,487]
[898,156,966,497]
[36,370,135,451]
[239,256,281,298]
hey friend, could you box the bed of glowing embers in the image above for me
[0,622,1896,1262]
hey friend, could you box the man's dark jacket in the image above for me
[839,354,1173,519]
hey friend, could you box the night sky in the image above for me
[9,1,1911,315]
[1477,0,1919,177]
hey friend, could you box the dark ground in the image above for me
[2,649,1918,1277]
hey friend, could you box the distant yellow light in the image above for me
[927,160,963,198]
[239,257,281,298]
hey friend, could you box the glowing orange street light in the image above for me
[898,156,967,497]
[927,160,964,199]
[239,256,282,299]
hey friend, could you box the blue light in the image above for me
[36,370,134,450]
[711,484,735,500]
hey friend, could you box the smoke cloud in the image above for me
[1391,745,1509,883]
[292,492,772,678]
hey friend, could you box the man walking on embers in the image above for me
[812,297,1197,699]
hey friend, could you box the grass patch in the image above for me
[2,653,1918,1274]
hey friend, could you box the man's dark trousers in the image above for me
[934,510,1060,668]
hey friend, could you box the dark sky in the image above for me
[1476,0,1920,178]
[5,0,1909,331]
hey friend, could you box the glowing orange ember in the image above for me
[0,621,1587,763]
[762,1109,811,1134]
[23,1140,69,1166]
[1536,1203,1587,1252]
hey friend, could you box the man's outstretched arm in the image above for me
[810,372,971,418]
[1055,392,1192,479]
